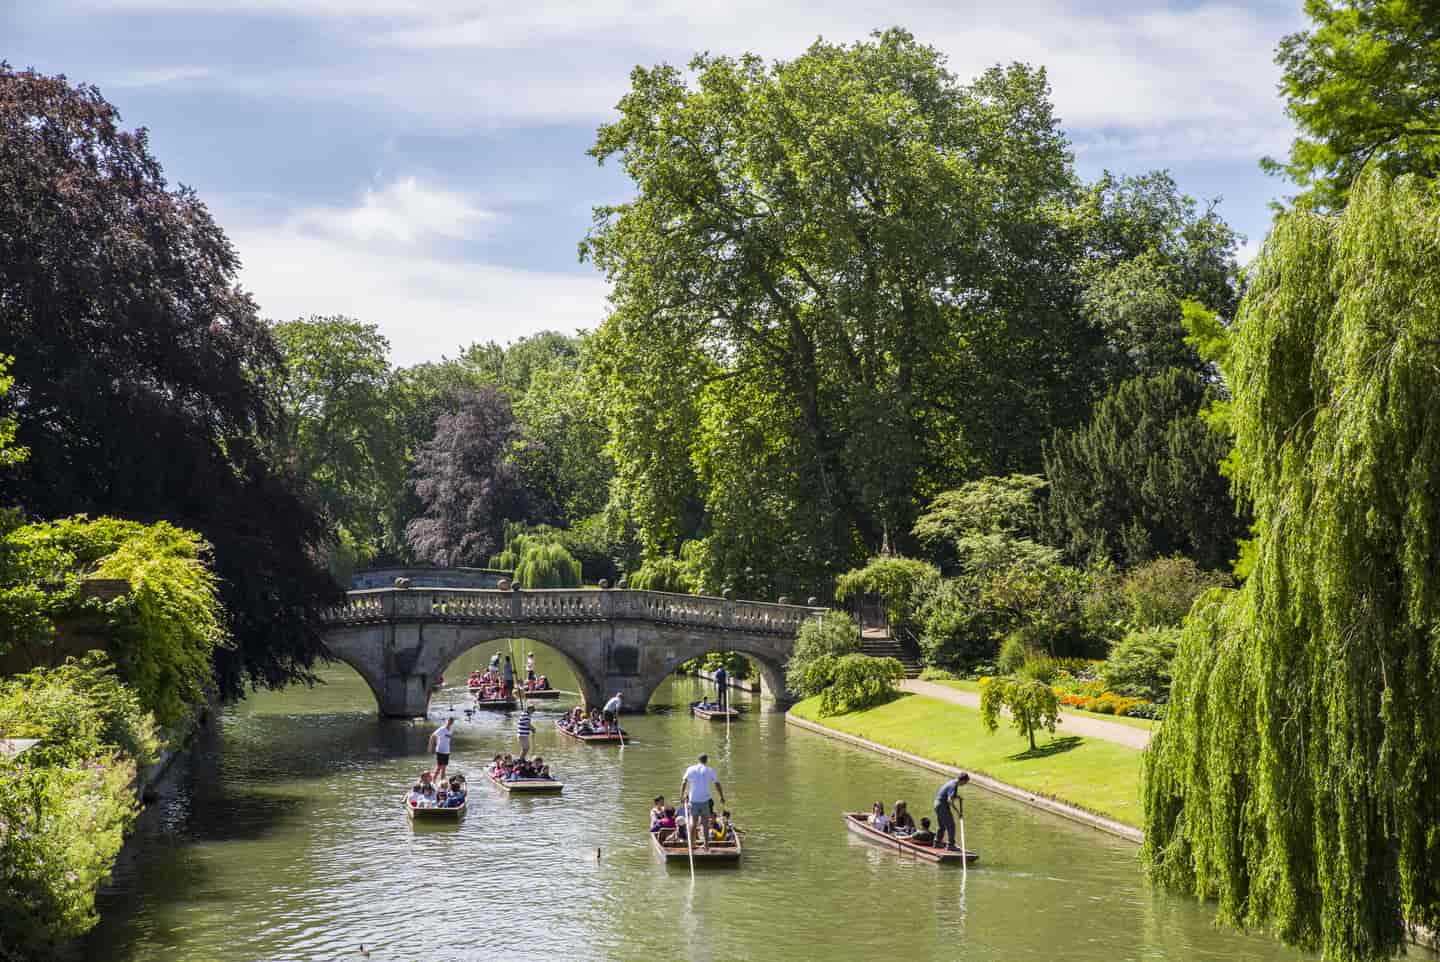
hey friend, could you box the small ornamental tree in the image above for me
[980,676,1061,752]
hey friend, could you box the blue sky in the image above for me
[6,0,1305,365]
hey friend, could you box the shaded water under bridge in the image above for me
[319,585,823,717]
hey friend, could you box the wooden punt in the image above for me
[555,719,627,743]
[842,812,977,864]
[690,701,741,721]
[472,696,517,711]
[487,767,563,794]
[650,830,742,863]
[520,688,562,699]
[405,794,467,822]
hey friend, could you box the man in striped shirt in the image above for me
[516,706,534,757]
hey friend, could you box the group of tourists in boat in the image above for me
[647,752,742,861]
[407,772,468,809]
[487,753,553,781]
[557,696,624,736]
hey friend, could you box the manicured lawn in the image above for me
[932,679,1159,732]
[791,692,1143,827]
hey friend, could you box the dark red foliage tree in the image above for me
[406,387,531,566]
[0,63,339,696]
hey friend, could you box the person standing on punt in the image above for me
[516,705,534,757]
[526,651,536,686]
[713,663,728,711]
[602,692,623,733]
[934,772,969,851]
[680,753,726,852]
[502,655,516,699]
[429,717,457,783]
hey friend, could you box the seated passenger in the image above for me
[445,779,466,807]
[868,801,891,832]
[537,674,550,690]
[892,800,916,834]
[420,784,437,808]
[407,783,426,806]
[659,806,678,831]
[714,810,736,842]
[911,817,935,845]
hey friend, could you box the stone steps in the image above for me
[859,638,924,678]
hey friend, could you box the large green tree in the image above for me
[1043,368,1246,570]
[1264,0,1440,210]
[1142,172,1440,961]
[0,64,336,697]
[272,316,406,573]
[584,30,1099,595]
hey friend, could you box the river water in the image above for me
[87,644,1323,962]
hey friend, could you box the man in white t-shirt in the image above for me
[602,693,623,733]
[680,753,725,851]
[428,717,456,782]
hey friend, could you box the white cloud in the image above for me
[109,65,217,87]
[217,181,606,364]
[63,0,1301,157]
[290,177,493,245]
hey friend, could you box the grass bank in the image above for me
[931,679,1159,732]
[790,692,1143,827]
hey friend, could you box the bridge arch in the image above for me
[638,642,787,711]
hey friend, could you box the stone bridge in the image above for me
[320,587,824,717]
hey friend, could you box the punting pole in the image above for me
[959,811,968,875]
[684,800,696,879]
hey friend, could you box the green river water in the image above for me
[85,644,1328,962]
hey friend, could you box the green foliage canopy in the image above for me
[1043,368,1247,570]
[1265,0,1440,210]
[1142,172,1440,960]
[583,30,1101,594]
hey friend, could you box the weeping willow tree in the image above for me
[512,542,582,588]
[1142,171,1440,961]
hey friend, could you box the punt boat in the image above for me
[842,812,977,864]
[650,830,741,864]
[487,767,563,794]
[555,719,627,743]
[405,794,467,822]
[690,701,741,721]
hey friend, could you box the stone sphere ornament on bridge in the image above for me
[497,579,511,590]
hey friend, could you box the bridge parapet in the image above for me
[321,587,821,635]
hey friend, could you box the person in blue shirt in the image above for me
[934,772,970,851]
[713,664,728,711]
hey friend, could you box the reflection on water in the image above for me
[87,642,1322,962]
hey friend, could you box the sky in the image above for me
[6,0,1306,366]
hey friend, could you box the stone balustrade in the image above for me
[320,587,820,635]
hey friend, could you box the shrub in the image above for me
[0,516,224,728]
[1101,626,1183,700]
[785,611,861,698]
[818,654,905,716]
[1123,700,1166,720]
[1121,556,1230,628]
[917,666,958,681]
[0,654,155,954]
[997,633,1029,674]
[980,675,1061,751]
[1016,654,1059,685]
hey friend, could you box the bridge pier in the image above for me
[378,674,434,719]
